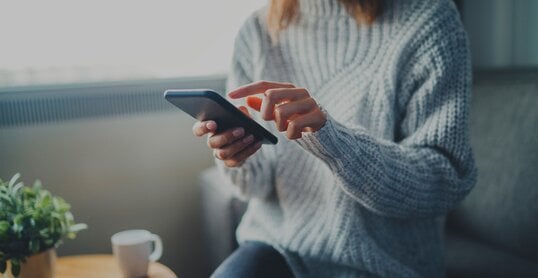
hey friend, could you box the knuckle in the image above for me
[286,133,294,140]
[227,130,238,141]
[213,150,220,159]
[218,135,228,146]
[274,106,283,118]
[274,105,290,123]
[227,160,238,168]
[217,150,228,160]
[299,88,310,97]
[288,120,297,131]
[192,123,202,136]
[289,120,302,134]
[207,138,214,148]
[285,129,292,139]
[287,129,299,140]
[208,136,224,148]
[266,89,277,101]
[307,97,316,106]
[251,143,262,152]
[261,112,272,121]
[284,82,295,88]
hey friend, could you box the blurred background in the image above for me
[1,0,537,277]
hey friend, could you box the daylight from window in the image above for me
[0,0,265,88]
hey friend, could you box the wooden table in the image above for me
[56,254,177,278]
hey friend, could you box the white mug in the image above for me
[111,229,163,278]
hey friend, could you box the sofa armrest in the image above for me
[199,167,247,270]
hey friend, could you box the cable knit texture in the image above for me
[216,0,476,277]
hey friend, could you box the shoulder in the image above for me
[386,0,469,73]
[233,7,271,58]
[229,7,271,85]
[388,0,462,27]
[388,0,467,50]
[391,0,471,107]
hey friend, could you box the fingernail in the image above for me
[232,127,244,137]
[243,135,254,144]
[206,121,217,130]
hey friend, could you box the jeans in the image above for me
[211,241,295,278]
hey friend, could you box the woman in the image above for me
[193,0,476,277]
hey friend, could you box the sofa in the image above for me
[199,69,538,277]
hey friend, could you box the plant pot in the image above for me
[6,249,56,278]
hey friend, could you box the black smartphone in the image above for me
[164,89,278,145]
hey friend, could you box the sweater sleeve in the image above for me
[216,12,277,201]
[296,26,477,218]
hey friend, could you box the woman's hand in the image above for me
[228,81,326,140]
[192,106,262,168]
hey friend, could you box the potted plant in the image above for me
[0,173,87,277]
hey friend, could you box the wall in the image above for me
[463,0,538,68]
[0,111,214,277]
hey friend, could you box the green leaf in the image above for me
[8,173,21,187]
[12,267,20,277]
[11,260,21,277]
[22,187,36,199]
[33,179,42,188]
[39,229,49,237]
[0,195,12,206]
[64,212,74,222]
[0,221,9,233]
[0,174,87,267]
[44,238,54,246]
[41,194,52,207]
[12,182,24,194]
[66,232,76,239]
[29,239,40,254]
[68,223,88,233]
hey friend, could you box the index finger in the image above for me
[228,81,295,99]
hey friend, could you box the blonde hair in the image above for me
[267,0,383,41]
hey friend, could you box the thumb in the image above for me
[246,96,262,112]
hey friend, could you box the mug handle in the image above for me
[148,234,163,262]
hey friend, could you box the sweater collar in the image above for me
[298,0,348,17]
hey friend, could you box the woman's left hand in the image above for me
[228,81,326,140]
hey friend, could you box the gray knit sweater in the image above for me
[216,0,477,277]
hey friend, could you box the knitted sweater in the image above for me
[216,0,477,277]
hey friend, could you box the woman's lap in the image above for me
[211,241,294,278]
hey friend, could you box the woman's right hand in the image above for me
[192,106,262,168]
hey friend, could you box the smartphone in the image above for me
[164,89,278,145]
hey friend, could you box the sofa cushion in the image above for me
[447,69,538,262]
[445,231,538,278]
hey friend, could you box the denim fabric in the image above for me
[211,241,294,278]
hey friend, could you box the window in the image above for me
[0,0,265,88]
